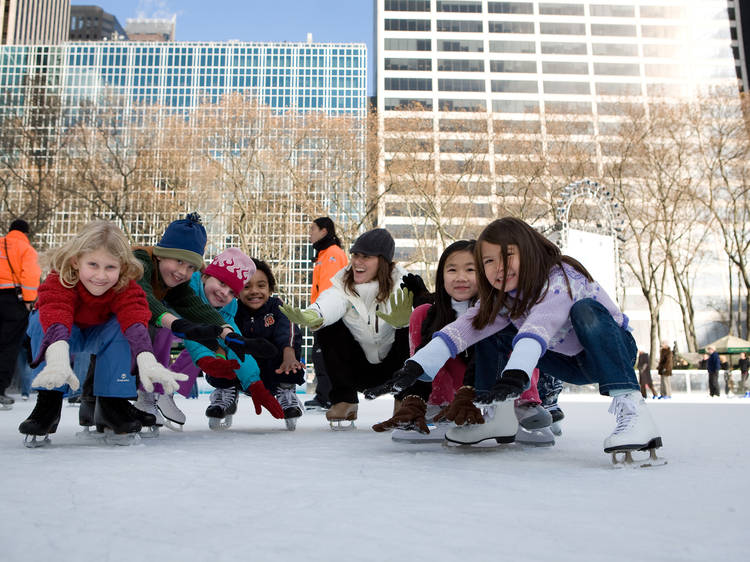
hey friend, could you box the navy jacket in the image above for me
[707,351,721,373]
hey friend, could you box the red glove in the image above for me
[197,356,240,380]
[247,381,284,419]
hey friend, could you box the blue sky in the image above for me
[71,0,375,93]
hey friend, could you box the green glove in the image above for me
[375,288,413,328]
[280,305,324,330]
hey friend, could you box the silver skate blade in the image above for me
[163,419,184,432]
[101,429,141,446]
[208,415,232,430]
[285,417,298,431]
[139,426,160,438]
[23,434,51,448]
[76,427,106,442]
[329,420,356,431]
[442,439,509,452]
[611,448,668,468]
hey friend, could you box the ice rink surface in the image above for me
[1,392,747,562]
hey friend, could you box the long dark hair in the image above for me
[472,217,592,329]
[312,217,342,250]
[419,240,476,349]
[342,256,395,303]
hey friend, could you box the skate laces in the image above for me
[275,386,297,410]
[608,395,638,435]
[211,387,237,409]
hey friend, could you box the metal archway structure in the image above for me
[554,179,626,301]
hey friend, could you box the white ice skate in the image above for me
[275,384,303,431]
[515,402,553,430]
[156,392,186,431]
[444,399,518,446]
[604,391,666,467]
[133,390,165,437]
[326,402,357,430]
[206,387,238,430]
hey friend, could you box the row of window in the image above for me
[384,1,685,19]
[383,97,685,114]
[385,19,686,38]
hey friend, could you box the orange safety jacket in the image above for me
[311,244,348,303]
[0,230,41,301]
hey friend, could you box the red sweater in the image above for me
[38,271,151,333]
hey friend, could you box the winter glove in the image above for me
[196,356,240,380]
[31,340,80,391]
[372,395,430,434]
[400,273,433,308]
[434,386,485,426]
[364,360,424,399]
[375,288,413,328]
[136,352,189,394]
[475,369,530,404]
[223,332,277,361]
[247,380,284,419]
[279,305,324,330]
[170,318,222,349]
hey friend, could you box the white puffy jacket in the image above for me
[310,264,408,364]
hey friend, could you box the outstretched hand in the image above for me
[372,396,430,434]
[475,369,529,404]
[171,318,222,349]
[279,305,324,330]
[31,341,79,391]
[364,360,424,399]
[223,332,277,361]
[375,288,413,328]
[434,386,485,426]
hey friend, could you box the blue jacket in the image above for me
[185,272,260,390]
[707,351,721,373]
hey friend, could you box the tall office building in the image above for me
[0,0,69,44]
[125,17,175,42]
[69,5,127,41]
[376,0,738,261]
[728,0,748,92]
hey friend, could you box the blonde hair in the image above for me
[45,220,143,291]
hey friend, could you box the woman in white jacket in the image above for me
[281,228,413,426]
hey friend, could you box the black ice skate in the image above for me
[275,383,303,431]
[19,390,63,448]
[206,386,238,430]
[1,392,16,410]
[76,395,101,441]
[94,397,143,446]
[128,401,159,438]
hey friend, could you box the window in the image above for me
[439,78,485,92]
[545,101,591,114]
[643,44,680,58]
[437,1,482,12]
[437,20,483,32]
[539,3,584,16]
[591,24,636,37]
[439,59,485,72]
[385,58,432,71]
[440,139,488,153]
[543,81,590,94]
[492,99,539,113]
[384,0,431,11]
[540,22,585,35]
[541,42,587,55]
[641,26,681,39]
[491,60,536,73]
[385,38,432,51]
[491,79,538,93]
[490,40,535,53]
[439,99,487,111]
[489,21,534,34]
[592,43,638,57]
[385,77,433,90]
[493,119,540,133]
[645,64,681,78]
[439,39,484,52]
[440,118,488,132]
[595,82,641,95]
[590,5,634,17]
[594,63,639,76]
[640,6,684,19]
[487,2,533,14]
[384,97,433,110]
[542,61,588,74]
[385,19,431,31]
[546,120,593,134]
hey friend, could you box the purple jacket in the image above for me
[435,263,628,358]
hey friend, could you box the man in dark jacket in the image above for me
[738,352,749,397]
[706,346,721,397]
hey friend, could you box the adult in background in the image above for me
[706,345,721,397]
[637,350,658,399]
[304,217,348,411]
[656,340,673,399]
[0,219,41,408]
[738,352,749,397]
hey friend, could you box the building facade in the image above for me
[0,0,69,44]
[69,5,127,41]
[125,17,176,42]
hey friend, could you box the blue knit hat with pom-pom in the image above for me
[153,212,207,270]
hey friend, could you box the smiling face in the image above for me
[481,241,520,293]
[239,269,271,310]
[203,275,235,308]
[73,248,122,296]
[157,257,197,288]
[350,252,380,284]
[442,249,478,302]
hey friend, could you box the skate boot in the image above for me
[275,383,303,431]
[515,402,553,430]
[0,392,15,410]
[19,390,63,447]
[604,391,665,467]
[206,386,238,430]
[156,392,186,431]
[515,426,555,446]
[326,402,357,430]
[133,390,165,436]
[546,404,565,436]
[95,397,142,445]
[392,403,449,443]
[304,396,331,411]
[76,395,101,440]
[445,399,518,446]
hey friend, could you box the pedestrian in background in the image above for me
[738,351,749,397]
[706,345,721,397]
[657,341,673,398]
[637,350,658,399]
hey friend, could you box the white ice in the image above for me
[1,391,747,562]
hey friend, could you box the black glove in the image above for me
[224,332,277,361]
[476,369,529,404]
[364,360,424,400]
[171,319,222,349]
[400,273,433,308]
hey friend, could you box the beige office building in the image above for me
[0,0,69,44]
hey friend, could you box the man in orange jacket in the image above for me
[0,219,41,408]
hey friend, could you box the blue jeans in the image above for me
[28,313,136,398]
[474,299,638,396]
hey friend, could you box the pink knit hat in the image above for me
[204,248,256,294]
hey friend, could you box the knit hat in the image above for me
[204,248,256,294]
[153,212,207,270]
[350,228,395,262]
[8,219,29,233]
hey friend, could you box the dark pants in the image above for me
[708,371,720,396]
[257,356,305,395]
[317,320,409,404]
[310,334,331,402]
[0,291,29,393]
[474,299,639,396]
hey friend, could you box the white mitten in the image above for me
[31,340,80,391]
[136,352,189,394]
